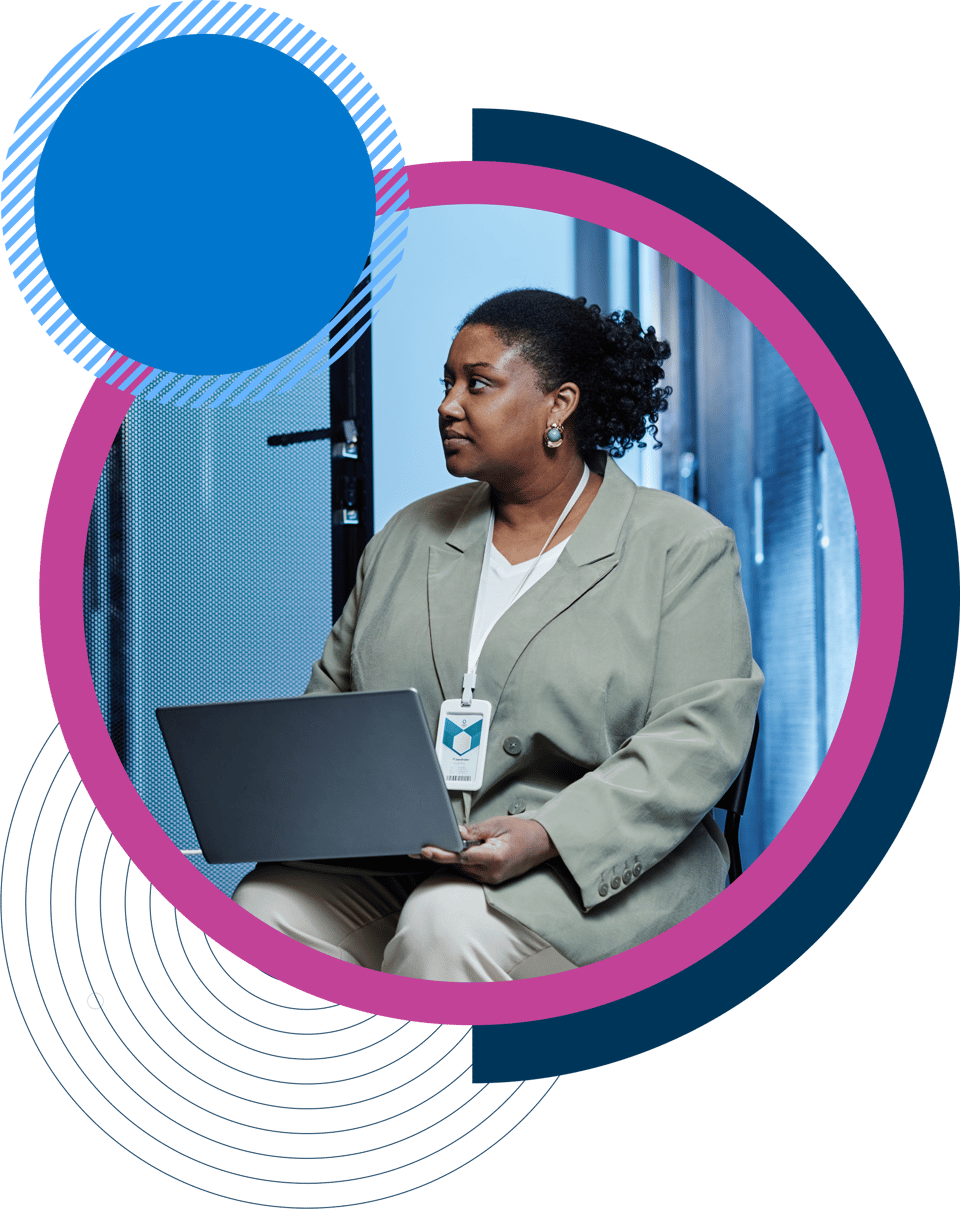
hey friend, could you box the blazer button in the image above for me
[598,883,609,897]
[611,876,621,890]
[507,802,525,815]
[502,736,523,756]
[633,864,642,878]
[622,870,632,884]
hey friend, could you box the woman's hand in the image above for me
[418,817,559,885]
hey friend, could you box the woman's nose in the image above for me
[438,390,466,419]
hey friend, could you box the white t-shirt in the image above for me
[467,537,570,671]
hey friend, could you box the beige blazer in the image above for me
[305,454,763,966]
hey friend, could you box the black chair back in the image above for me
[713,714,760,883]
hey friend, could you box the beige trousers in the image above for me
[232,862,577,981]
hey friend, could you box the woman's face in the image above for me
[439,324,570,484]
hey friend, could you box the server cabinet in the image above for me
[84,341,373,897]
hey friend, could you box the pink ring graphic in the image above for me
[40,161,902,1025]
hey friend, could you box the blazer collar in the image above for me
[443,453,636,559]
[426,454,637,707]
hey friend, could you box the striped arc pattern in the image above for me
[2,1,409,408]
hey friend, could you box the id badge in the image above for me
[435,698,492,791]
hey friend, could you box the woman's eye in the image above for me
[439,376,488,394]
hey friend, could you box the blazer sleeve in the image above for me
[533,524,764,912]
[303,539,372,696]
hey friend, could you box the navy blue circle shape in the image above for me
[34,35,375,376]
[469,109,959,1082]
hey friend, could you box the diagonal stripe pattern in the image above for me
[2,1,409,407]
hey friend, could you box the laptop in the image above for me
[155,688,466,865]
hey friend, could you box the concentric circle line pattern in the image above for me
[201,934,340,1010]
[93,836,473,1107]
[3,725,556,1199]
[76,802,406,1131]
[22,749,224,1175]
[1,724,63,889]
[113,846,464,1094]
[3,1,409,406]
[111,851,444,1088]
[172,916,379,1036]
[75,802,478,1131]
[75,812,321,1131]
[52,822,534,1189]
[52,793,498,1170]
[89,807,478,1107]
[3,984,552,1209]
[146,890,417,1059]
[54,788,267,1155]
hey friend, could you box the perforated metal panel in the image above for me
[86,370,331,897]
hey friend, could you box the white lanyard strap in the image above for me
[461,462,590,706]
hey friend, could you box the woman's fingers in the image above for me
[420,840,493,869]
[419,845,462,863]
[422,819,555,885]
[419,828,514,881]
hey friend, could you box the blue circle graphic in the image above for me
[34,34,375,376]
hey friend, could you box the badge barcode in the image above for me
[447,775,472,782]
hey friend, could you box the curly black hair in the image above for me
[458,288,671,456]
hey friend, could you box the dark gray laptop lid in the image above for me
[155,689,464,864]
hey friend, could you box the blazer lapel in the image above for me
[426,481,490,702]
[427,456,638,714]
[475,549,620,712]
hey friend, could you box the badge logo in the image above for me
[442,717,483,755]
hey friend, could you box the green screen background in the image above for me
[1,4,947,1204]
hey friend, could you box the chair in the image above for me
[713,714,760,883]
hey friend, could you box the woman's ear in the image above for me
[549,381,580,427]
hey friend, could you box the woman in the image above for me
[234,288,763,980]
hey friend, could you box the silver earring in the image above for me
[544,423,564,449]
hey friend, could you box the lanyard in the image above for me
[460,462,590,707]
